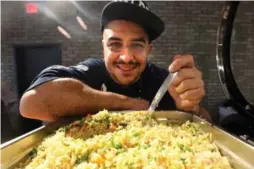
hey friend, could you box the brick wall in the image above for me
[1,1,254,121]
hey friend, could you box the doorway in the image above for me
[14,44,61,133]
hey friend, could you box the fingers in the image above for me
[179,88,205,100]
[167,54,205,111]
[175,78,204,94]
[169,86,203,109]
[169,54,195,72]
[171,68,202,87]
[178,99,201,110]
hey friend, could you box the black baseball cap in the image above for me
[101,0,165,41]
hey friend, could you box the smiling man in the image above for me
[20,0,211,122]
[103,20,150,86]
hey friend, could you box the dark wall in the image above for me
[1,1,254,120]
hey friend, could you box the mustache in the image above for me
[114,60,140,66]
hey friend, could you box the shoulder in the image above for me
[71,58,105,74]
[76,58,104,69]
[80,58,104,66]
[27,58,106,91]
[36,58,105,76]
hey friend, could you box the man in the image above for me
[20,0,211,122]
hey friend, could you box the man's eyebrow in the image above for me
[132,37,147,43]
[108,36,122,41]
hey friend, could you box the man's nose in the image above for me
[119,48,134,63]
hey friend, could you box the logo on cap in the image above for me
[112,0,150,11]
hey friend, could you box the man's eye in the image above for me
[131,43,144,48]
[108,42,122,49]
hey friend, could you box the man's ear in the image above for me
[148,44,152,53]
[101,39,104,47]
[102,29,106,48]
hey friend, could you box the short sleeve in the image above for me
[26,58,106,92]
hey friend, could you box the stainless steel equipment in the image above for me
[216,1,254,145]
[1,111,254,169]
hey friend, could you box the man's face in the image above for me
[102,20,152,86]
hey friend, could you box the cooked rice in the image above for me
[17,110,232,169]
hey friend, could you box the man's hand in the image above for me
[168,54,205,112]
[127,98,150,111]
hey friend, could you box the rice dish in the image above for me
[17,110,232,169]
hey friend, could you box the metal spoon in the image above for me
[148,72,178,116]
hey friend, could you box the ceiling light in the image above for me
[76,16,88,31]
[57,26,71,39]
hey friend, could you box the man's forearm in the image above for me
[20,78,138,121]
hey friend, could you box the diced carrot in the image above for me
[110,123,117,131]
[90,153,105,165]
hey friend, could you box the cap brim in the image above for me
[101,2,164,41]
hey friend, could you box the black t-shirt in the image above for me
[27,58,176,110]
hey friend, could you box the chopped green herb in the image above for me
[177,143,191,152]
[183,145,191,152]
[159,146,165,151]
[181,158,187,164]
[79,118,85,125]
[58,127,66,132]
[75,153,89,165]
[126,162,134,169]
[105,117,110,127]
[177,143,184,150]
[29,148,37,157]
[133,132,140,137]
[115,143,122,149]
[94,119,100,123]
[111,139,122,149]
[62,140,70,146]
[65,124,72,130]
[143,144,150,149]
